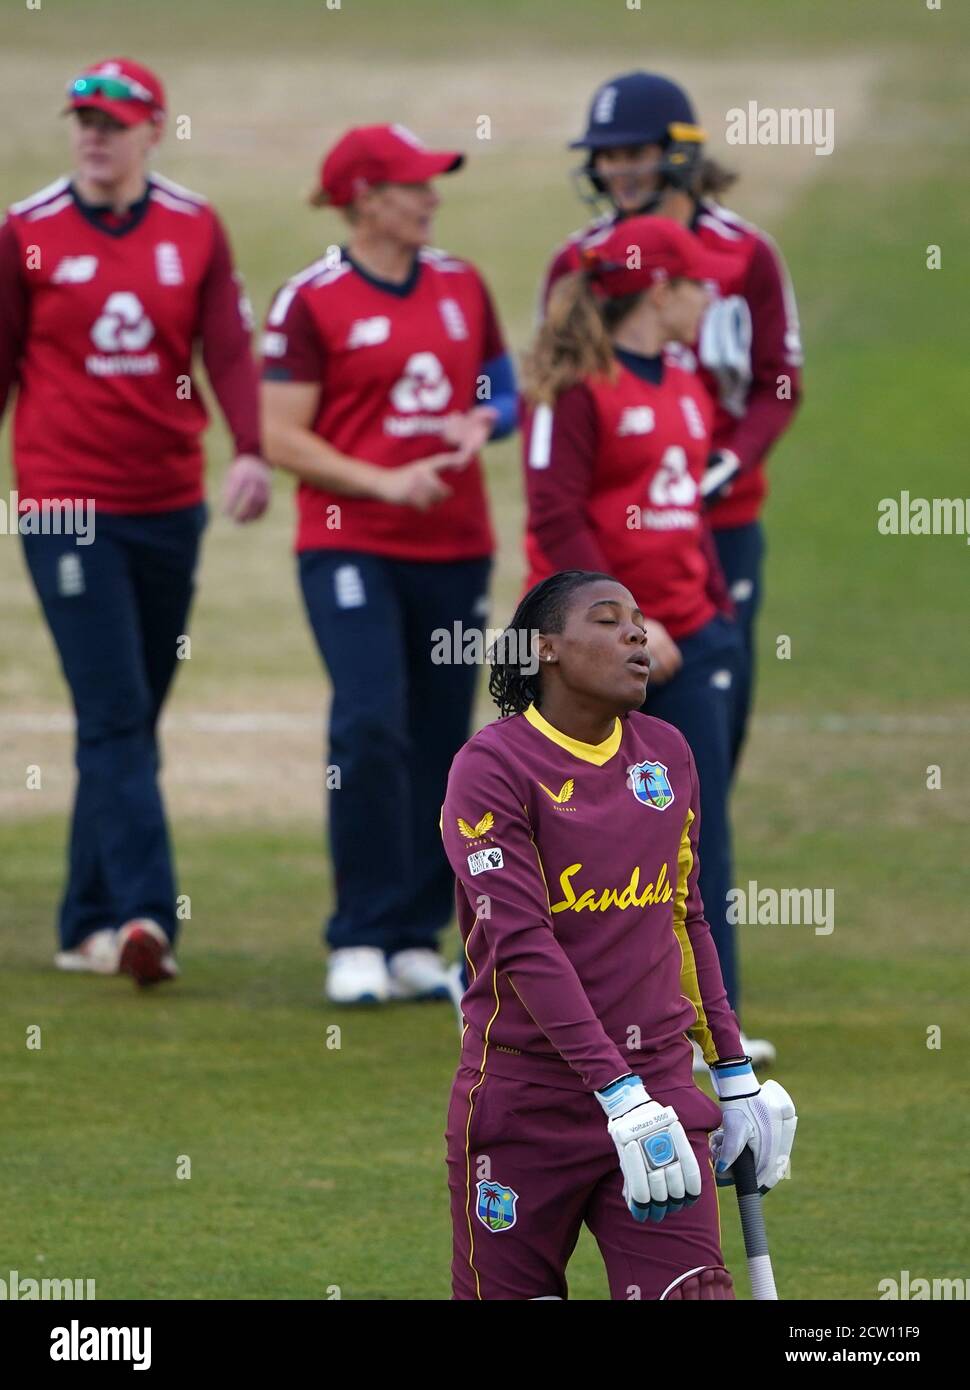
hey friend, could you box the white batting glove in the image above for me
[709,1059,797,1193]
[595,1074,702,1224]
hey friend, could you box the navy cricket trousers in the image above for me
[642,613,743,1012]
[712,520,764,775]
[299,549,492,955]
[22,503,206,949]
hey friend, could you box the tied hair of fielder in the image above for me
[520,269,641,406]
[487,571,617,717]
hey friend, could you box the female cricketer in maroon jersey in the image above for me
[440,571,796,1300]
[261,124,517,1006]
[521,215,763,1048]
[0,58,268,984]
[544,71,803,796]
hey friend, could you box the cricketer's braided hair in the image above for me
[487,570,618,717]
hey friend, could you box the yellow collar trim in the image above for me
[523,703,622,767]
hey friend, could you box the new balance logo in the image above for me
[617,407,655,436]
[347,316,391,349]
[52,256,98,285]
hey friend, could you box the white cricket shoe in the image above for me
[740,1032,777,1069]
[54,928,119,975]
[117,918,179,988]
[387,949,452,1002]
[446,960,466,1029]
[325,947,391,1005]
[692,1034,778,1073]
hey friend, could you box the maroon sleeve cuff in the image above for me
[199,214,262,457]
[0,218,28,419]
[526,383,613,574]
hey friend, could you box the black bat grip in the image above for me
[731,1143,759,1196]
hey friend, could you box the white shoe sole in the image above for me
[54,951,115,974]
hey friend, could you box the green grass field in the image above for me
[1,0,968,1300]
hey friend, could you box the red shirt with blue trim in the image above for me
[523,359,717,639]
[542,200,802,529]
[0,174,260,513]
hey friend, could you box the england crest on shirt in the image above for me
[627,760,675,811]
[438,297,468,341]
[155,242,184,286]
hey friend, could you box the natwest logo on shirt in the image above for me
[385,351,453,435]
[389,352,451,411]
[86,291,160,377]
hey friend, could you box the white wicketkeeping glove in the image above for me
[709,1059,797,1193]
[595,1073,702,1224]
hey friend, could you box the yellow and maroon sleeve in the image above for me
[672,743,745,1065]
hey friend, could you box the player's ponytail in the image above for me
[522,272,640,406]
[697,157,739,196]
[488,570,617,717]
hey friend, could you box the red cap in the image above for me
[580,216,740,295]
[311,124,464,207]
[65,58,165,127]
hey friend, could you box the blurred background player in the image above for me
[261,124,517,1006]
[522,216,774,1065]
[544,70,802,782]
[440,570,796,1300]
[0,57,268,985]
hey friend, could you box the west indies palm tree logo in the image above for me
[627,759,675,811]
[475,1179,518,1232]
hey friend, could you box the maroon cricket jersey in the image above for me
[0,174,260,512]
[261,246,502,559]
[542,200,802,529]
[440,703,743,1094]
[522,363,717,639]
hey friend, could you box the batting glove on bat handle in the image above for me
[710,1061,798,1194]
[595,1074,703,1224]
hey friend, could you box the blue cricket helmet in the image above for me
[570,71,697,150]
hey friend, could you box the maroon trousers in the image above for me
[446,1062,727,1300]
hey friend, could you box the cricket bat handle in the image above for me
[731,1145,778,1300]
